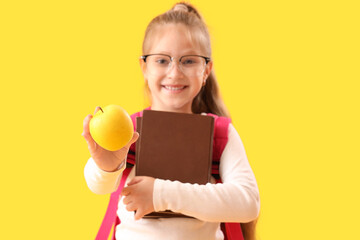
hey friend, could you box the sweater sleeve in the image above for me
[153,124,260,223]
[84,157,125,195]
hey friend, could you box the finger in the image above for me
[121,186,131,196]
[127,176,143,186]
[125,202,137,212]
[124,132,139,148]
[134,208,145,220]
[82,114,93,139]
[82,114,97,151]
[122,196,132,205]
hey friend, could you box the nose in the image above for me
[167,61,185,78]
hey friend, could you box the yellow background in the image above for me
[1,0,359,239]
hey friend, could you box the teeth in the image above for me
[164,86,185,91]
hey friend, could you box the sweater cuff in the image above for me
[153,179,169,212]
[88,157,125,177]
[84,158,126,195]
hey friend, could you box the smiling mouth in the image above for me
[163,85,187,91]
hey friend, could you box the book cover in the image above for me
[135,110,214,218]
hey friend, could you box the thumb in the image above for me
[82,114,97,152]
[125,131,139,148]
[82,114,93,141]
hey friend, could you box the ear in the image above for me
[139,57,148,80]
[203,61,213,81]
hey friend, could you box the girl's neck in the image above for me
[150,104,192,114]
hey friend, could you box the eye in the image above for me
[152,56,170,65]
[156,59,169,64]
[181,57,198,65]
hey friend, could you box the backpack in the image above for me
[95,111,244,240]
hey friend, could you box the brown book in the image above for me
[135,110,214,218]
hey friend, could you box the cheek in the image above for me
[193,77,204,89]
[147,81,155,93]
[146,76,162,91]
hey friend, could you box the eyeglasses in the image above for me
[141,54,211,77]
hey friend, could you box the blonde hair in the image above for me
[142,2,230,117]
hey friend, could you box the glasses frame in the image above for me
[140,54,211,65]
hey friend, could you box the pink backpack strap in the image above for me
[96,110,145,240]
[95,167,131,240]
[207,114,231,179]
[225,223,244,240]
[208,114,244,240]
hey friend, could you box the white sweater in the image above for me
[84,124,260,240]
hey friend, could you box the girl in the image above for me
[83,2,260,240]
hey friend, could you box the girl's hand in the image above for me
[82,107,139,172]
[121,176,155,220]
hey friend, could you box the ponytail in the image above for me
[192,70,230,117]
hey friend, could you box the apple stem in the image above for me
[99,107,104,113]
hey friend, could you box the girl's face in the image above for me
[140,23,212,113]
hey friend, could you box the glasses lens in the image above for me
[146,55,171,76]
[180,56,206,76]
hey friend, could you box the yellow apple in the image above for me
[89,104,134,151]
